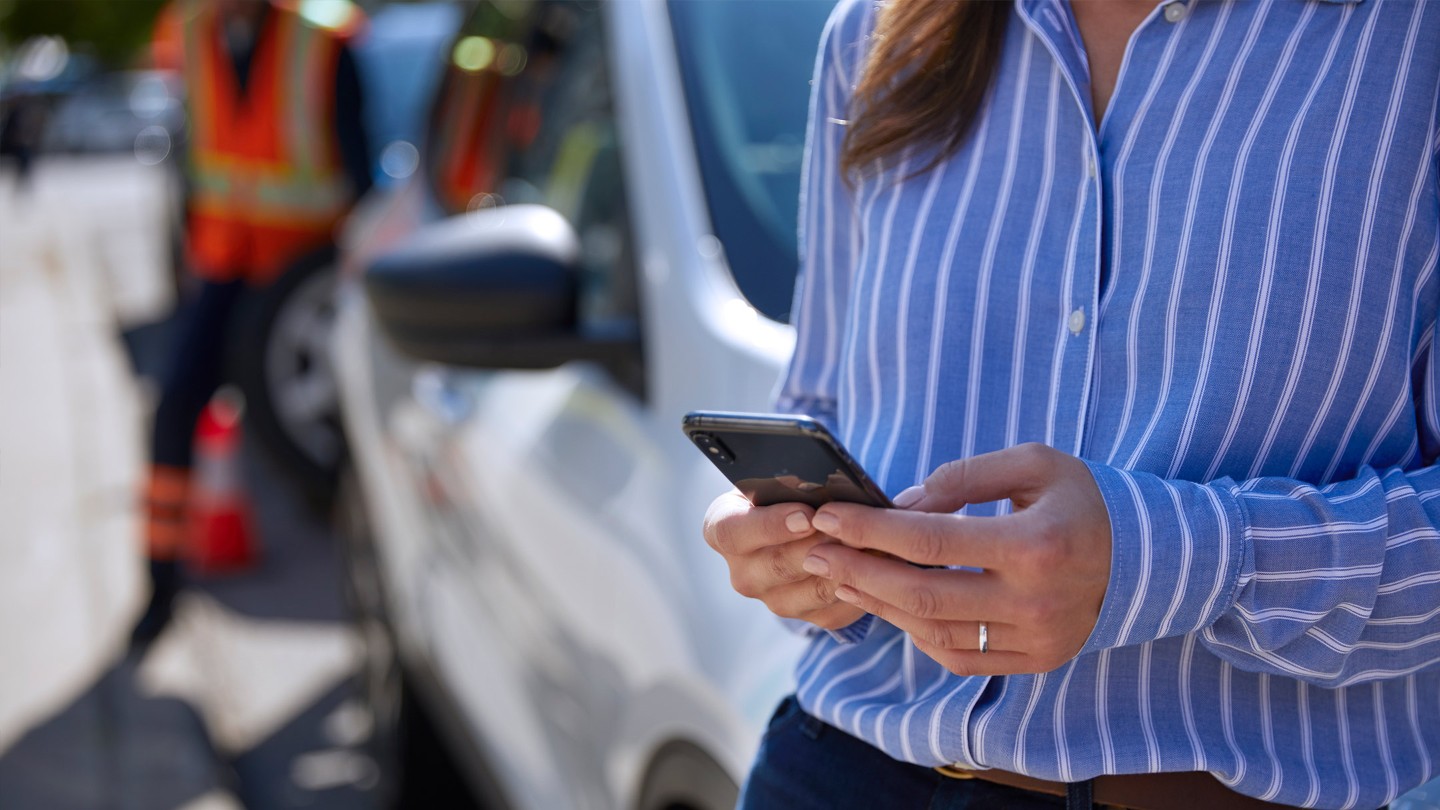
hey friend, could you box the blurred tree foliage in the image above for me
[0,0,170,66]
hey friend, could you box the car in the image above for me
[40,69,184,156]
[330,0,834,807]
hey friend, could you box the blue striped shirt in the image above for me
[775,0,1440,807]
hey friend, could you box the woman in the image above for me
[704,0,1440,808]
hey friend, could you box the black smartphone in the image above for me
[682,411,893,509]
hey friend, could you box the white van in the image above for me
[332,1,836,807]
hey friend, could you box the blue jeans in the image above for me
[739,696,1070,810]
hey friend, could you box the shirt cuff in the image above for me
[1079,462,1251,653]
[780,613,876,644]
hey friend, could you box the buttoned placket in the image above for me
[1016,0,1197,456]
[1012,0,1129,455]
[938,0,1179,773]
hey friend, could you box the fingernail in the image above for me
[802,555,830,577]
[785,511,811,534]
[893,485,925,508]
[834,586,859,605]
[812,511,839,534]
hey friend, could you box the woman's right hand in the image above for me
[703,490,867,631]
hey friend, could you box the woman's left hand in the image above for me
[801,443,1112,676]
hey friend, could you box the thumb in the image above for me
[900,443,1057,513]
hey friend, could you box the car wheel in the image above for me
[637,741,738,810]
[233,246,346,510]
[335,469,479,810]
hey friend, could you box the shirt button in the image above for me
[1068,308,1086,335]
[1163,2,1186,23]
[1086,155,1096,178]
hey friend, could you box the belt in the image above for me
[935,764,1295,810]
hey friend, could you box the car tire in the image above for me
[637,741,738,810]
[335,469,480,810]
[232,246,346,511]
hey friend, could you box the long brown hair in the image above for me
[840,0,1010,181]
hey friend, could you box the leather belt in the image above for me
[935,764,1295,810]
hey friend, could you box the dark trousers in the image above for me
[151,278,245,469]
[132,278,246,645]
[739,696,1074,810]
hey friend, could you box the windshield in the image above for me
[668,0,835,323]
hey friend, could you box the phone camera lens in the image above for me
[692,433,735,464]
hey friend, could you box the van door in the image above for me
[392,5,689,808]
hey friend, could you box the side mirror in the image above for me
[364,204,638,372]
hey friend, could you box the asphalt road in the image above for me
[0,157,377,810]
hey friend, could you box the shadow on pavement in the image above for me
[230,678,377,810]
[0,656,382,810]
[0,655,223,810]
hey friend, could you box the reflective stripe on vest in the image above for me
[189,157,351,222]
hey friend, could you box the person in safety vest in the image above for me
[134,0,371,648]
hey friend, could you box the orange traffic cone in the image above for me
[187,390,258,575]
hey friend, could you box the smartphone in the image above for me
[682,411,893,509]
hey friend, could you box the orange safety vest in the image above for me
[180,1,360,284]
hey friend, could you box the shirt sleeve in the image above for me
[772,0,871,432]
[773,0,876,646]
[1080,310,1440,687]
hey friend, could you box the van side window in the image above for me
[499,2,639,327]
[423,1,641,392]
[425,0,533,214]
